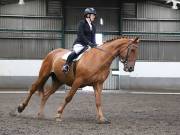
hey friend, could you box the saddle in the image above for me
[61,48,90,74]
[61,47,90,61]
[62,51,83,61]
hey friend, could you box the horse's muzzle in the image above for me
[124,66,134,72]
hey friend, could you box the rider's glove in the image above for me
[88,42,97,48]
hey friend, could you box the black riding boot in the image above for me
[62,51,78,73]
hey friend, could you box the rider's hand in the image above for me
[89,42,97,48]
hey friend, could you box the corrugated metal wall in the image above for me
[0,0,46,16]
[0,0,63,59]
[1,0,180,89]
[122,0,180,61]
[137,1,180,19]
[65,7,119,31]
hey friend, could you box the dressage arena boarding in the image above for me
[1,0,180,134]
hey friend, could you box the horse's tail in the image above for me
[37,72,57,97]
[37,72,57,96]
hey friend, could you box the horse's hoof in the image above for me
[17,104,24,113]
[97,118,111,124]
[55,113,62,122]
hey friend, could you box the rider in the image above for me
[62,7,97,73]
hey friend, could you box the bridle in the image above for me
[93,40,138,64]
[119,43,138,65]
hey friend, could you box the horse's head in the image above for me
[118,37,139,72]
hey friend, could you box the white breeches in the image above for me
[73,44,85,54]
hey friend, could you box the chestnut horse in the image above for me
[17,36,139,124]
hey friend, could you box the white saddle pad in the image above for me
[62,48,90,61]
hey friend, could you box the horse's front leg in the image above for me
[55,78,81,121]
[93,83,110,124]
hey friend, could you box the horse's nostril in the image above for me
[129,67,134,71]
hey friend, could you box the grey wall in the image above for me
[0,0,63,59]
[1,0,180,90]
[122,0,180,61]
[120,76,180,91]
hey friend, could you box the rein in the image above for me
[94,47,117,59]
[94,43,138,63]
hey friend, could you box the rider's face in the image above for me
[90,14,96,22]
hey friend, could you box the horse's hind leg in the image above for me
[17,75,49,113]
[38,77,62,117]
[17,62,52,113]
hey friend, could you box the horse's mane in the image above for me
[103,36,128,44]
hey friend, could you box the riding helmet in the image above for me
[84,8,96,16]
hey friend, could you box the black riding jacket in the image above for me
[73,19,96,46]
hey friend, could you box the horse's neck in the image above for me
[98,43,118,67]
[101,39,125,57]
[99,39,127,66]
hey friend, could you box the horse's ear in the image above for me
[133,37,139,43]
